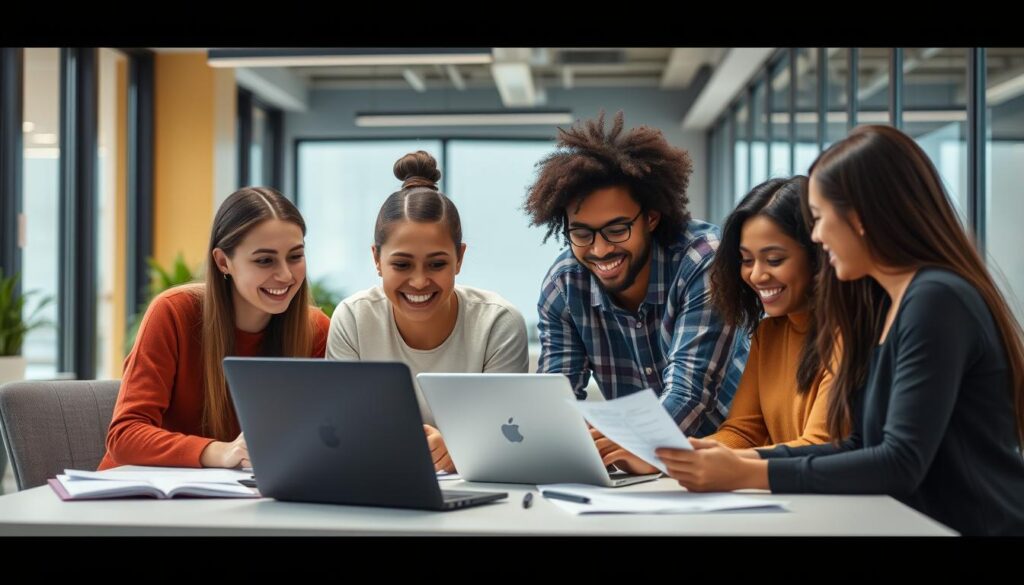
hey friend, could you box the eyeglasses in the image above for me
[565,210,645,247]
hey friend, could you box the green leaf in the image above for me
[0,269,54,356]
[124,253,198,357]
[172,253,193,285]
[309,278,344,319]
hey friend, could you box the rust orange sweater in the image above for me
[707,312,833,449]
[99,286,330,470]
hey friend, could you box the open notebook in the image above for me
[49,468,259,500]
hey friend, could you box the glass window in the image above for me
[96,48,129,380]
[717,116,733,222]
[446,140,558,342]
[770,53,792,178]
[21,48,61,380]
[733,100,749,201]
[297,140,444,303]
[750,80,768,187]
[794,48,820,174]
[904,48,970,222]
[250,104,265,186]
[985,47,1024,323]
[826,48,850,146]
[857,48,891,125]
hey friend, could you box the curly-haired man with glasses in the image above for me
[525,111,749,475]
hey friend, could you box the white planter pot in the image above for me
[0,355,26,386]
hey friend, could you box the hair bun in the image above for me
[394,150,441,191]
[401,176,438,190]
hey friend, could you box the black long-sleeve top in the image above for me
[761,267,1024,536]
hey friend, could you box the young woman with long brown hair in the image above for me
[101,187,331,470]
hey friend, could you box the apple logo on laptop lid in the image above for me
[319,419,341,448]
[501,417,524,443]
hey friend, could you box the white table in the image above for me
[0,477,956,536]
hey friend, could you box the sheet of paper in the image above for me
[537,483,788,515]
[55,476,156,498]
[435,470,462,481]
[572,389,691,474]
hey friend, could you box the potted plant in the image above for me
[0,269,52,384]
[309,278,344,319]
[124,254,197,356]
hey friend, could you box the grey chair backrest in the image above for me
[0,380,120,491]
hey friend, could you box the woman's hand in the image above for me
[200,432,250,469]
[424,424,456,473]
[656,438,769,492]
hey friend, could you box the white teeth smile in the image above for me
[758,287,783,299]
[403,292,434,304]
[262,286,289,296]
[595,257,624,272]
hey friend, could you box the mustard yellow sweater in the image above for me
[707,312,833,449]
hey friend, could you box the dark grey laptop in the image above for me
[223,358,507,511]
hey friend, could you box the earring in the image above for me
[223,272,229,280]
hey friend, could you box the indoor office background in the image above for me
[705,48,1024,325]
[1,48,1022,495]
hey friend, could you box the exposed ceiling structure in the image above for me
[289,48,725,94]
[156,47,1024,133]
[204,47,729,116]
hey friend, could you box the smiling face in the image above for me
[212,218,307,331]
[566,185,660,307]
[373,220,465,326]
[738,215,812,317]
[807,176,871,282]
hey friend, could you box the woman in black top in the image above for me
[656,125,1024,536]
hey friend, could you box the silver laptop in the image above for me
[418,373,660,487]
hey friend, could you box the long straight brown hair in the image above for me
[806,125,1024,446]
[202,187,313,440]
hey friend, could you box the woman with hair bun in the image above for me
[326,151,529,473]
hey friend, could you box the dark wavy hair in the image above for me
[524,110,692,247]
[710,176,823,394]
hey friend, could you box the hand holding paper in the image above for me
[572,389,691,475]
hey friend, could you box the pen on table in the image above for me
[522,492,533,509]
[541,490,590,504]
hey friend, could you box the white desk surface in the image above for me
[0,475,956,536]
